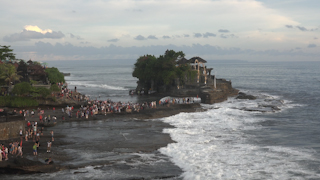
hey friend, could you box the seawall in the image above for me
[0,116,25,140]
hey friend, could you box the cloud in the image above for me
[194,33,202,38]
[147,35,158,40]
[308,44,317,48]
[11,41,319,61]
[3,25,65,42]
[134,35,146,40]
[285,25,318,31]
[203,32,216,38]
[107,38,119,42]
[80,41,90,44]
[296,26,308,31]
[162,35,170,39]
[70,33,83,40]
[314,37,318,40]
[218,29,230,33]
[132,9,142,12]
[24,25,52,34]
[3,29,65,42]
[220,34,227,39]
[184,34,190,38]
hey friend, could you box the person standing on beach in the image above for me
[50,130,54,141]
[4,146,8,160]
[33,143,37,155]
[19,129,23,140]
[16,145,23,158]
[0,148,2,161]
[25,130,28,141]
[47,141,52,153]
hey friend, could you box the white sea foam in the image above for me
[159,93,319,180]
[68,81,128,90]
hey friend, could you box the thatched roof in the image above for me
[176,57,189,65]
[189,57,207,63]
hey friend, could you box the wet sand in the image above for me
[0,103,202,179]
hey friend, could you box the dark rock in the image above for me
[236,92,256,100]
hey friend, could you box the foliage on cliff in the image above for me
[0,96,38,107]
[132,50,196,92]
[45,67,65,84]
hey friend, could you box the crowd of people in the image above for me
[1,82,199,163]
[1,108,55,163]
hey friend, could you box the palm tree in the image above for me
[0,63,21,87]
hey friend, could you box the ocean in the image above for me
[5,60,320,179]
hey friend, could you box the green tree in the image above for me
[0,45,16,61]
[132,50,193,92]
[0,63,21,86]
[45,67,65,84]
[11,82,33,96]
[132,55,157,84]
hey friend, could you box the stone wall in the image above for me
[200,79,239,104]
[0,120,25,140]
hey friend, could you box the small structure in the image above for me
[183,56,216,88]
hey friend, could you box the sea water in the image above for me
[159,61,320,179]
[5,60,320,179]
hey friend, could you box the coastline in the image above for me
[0,103,202,177]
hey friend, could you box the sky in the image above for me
[1,0,319,61]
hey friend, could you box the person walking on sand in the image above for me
[47,141,52,153]
[0,148,2,161]
[33,143,38,156]
[16,145,23,158]
[25,130,28,141]
[50,130,54,141]
[19,129,23,140]
[36,130,40,141]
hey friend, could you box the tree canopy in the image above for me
[11,82,33,96]
[132,50,195,92]
[45,67,65,84]
[0,45,16,61]
[0,63,21,86]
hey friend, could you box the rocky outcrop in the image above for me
[200,79,239,104]
[236,92,257,100]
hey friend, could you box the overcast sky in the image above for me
[1,0,319,61]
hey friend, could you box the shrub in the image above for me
[45,67,65,84]
[33,87,51,98]
[12,82,33,96]
[0,96,38,107]
[50,84,60,92]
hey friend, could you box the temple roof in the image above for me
[189,56,207,63]
[176,57,189,64]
